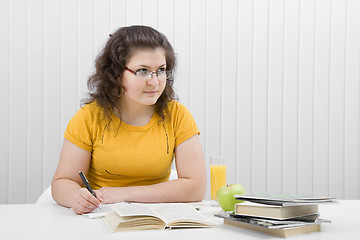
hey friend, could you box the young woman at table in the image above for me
[51,25,206,214]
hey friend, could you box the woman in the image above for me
[51,25,206,214]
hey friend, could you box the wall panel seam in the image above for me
[234,0,238,181]
[342,0,348,199]
[311,0,317,197]
[188,1,191,109]
[60,0,63,173]
[220,0,223,156]
[250,0,254,192]
[26,0,29,203]
[7,0,11,204]
[203,0,207,161]
[281,0,285,195]
[265,0,270,193]
[327,0,332,197]
[92,0,95,60]
[296,0,300,195]
[358,21,360,199]
[42,0,46,191]
[76,0,79,110]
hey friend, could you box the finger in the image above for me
[75,199,98,214]
[79,195,99,210]
[94,190,104,203]
[71,189,99,214]
[72,205,85,215]
[74,192,98,212]
[72,202,92,215]
[80,188,101,206]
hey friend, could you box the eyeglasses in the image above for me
[125,67,170,81]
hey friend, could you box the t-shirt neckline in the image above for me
[111,111,160,132]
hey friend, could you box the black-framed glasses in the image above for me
[125,67,170,81]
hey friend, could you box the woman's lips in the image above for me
[144,90,158,94]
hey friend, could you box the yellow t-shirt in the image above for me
[64,100,199,189]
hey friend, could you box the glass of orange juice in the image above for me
[210,157,227,201]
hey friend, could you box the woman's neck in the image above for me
[115,102,155,126]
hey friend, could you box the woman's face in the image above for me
[121,47,167,108]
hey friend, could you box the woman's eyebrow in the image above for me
[135,64,166,69]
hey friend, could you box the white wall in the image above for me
[1,0,359,204]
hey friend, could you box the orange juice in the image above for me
[210,165,227,200]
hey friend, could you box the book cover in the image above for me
[215,212,327,238]
[234,201,319,219]
[234,193,336,206]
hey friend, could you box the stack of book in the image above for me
[215,193,337,238]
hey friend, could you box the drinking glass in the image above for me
[210,157,227,200]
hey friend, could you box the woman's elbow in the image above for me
[189,176,207,202]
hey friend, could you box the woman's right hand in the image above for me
[70,188,103,214]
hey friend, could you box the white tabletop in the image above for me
[1,200,359,240]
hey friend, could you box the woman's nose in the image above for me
[147,73,159,86]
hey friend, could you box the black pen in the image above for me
[78,171,102,209]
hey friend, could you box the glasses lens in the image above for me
[157,69,167,79]
[135,69,170,80]
[136,69,150,78]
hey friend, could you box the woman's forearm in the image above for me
[51,179,82,208]
[99,177,206,204]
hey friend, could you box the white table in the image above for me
[1,200,359,240]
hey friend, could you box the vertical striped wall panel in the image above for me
[0,0,359,204]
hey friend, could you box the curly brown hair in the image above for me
[82,25,177,121]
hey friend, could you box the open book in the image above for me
[104,202,215,231]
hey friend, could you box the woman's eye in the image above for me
[136,69,149,75]
[157,68,166,73]
[136,68,148,73]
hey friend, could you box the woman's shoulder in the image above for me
[164,100,199,142]
[165,100,193,122]
[80,101,103,112]
[75,101,106,121]
[166,100,188,112]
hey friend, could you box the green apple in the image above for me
[217,183,246,212]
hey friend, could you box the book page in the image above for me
[237,201,280,208]
[112,202,159,217]
[152,203,211,225]
[83,203,116,219]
